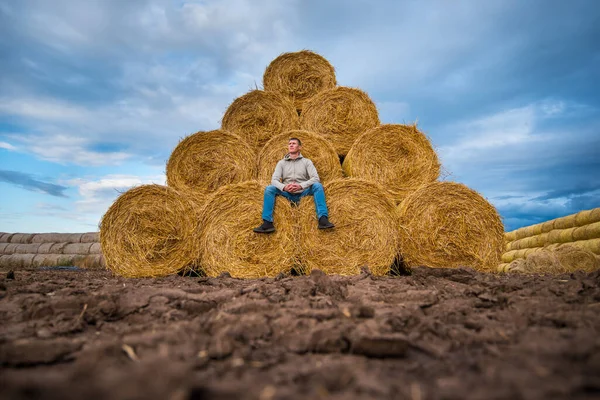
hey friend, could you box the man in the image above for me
[254,137,335,233]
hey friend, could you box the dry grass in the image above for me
[263,50,337,112]
[198,181,297,278]
[100,184,202,278]
[166,130,256,197]
[257,130,343,185]
[342,124,440,203]
[300,87,380,156]
[552,244,599,273]
[397,182,504,272]
[221,90,300,150]
[296,178,400,276]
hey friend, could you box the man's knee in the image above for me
[312,182,324,191]
[265,185,278,194]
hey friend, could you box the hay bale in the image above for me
[1,254,35,268]
[198,181,296,278]
[541,220,555,233]
[554,214,577,230]
[13,243,42,254]
[221,90,300,150]
[166,130,256,196]
[2,243,19,254]
[566,238,600,255]
[297,178,399,276]
[62,243,93,255]
[49,243,69,254]
[397,182,504,272]
[515,225,537,240]
[501,249,518,263]
[263,50,337,112]
[9,233,34,244]
[32,254,79,267]
[342,124,440,203]
[0,233,13,243]
[552,244,599,273]
[300,87,380,156]
[31,233,83,243]
[524,249,561,274]
[504,230,517,242]
[257,130,343,185]
[36,242,56,254]
[584,221,600,240]
[81,232,99,243]
[89,242,102,254]
[505,258,527,273]
[73,254,106,270]
[100,184,201,278]
[0,243,9,254]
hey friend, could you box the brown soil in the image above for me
[1,266,600,400]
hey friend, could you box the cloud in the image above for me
[0,169,68,197]
[0,141,16,150]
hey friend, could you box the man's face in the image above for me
[288,140,301,153]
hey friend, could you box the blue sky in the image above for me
[1,0,599,233]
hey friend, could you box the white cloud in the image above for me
[0,141,17,151]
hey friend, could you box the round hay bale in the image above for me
[3,254,35,268]
[504,230,517,242]
[300,87,380,156]
[221,90,300,150]
[515,225,537,240]
[49,243,69,254]
[584,221,600,240]
[0,243,9,254]
[558,228,575,243]
[525,249,561,274]
[506,258,527,273]
[263,50,337,112]
[32,254,78,267]
[257,130,343,185]
[9,233,34,244]
[342,124,440,203]
[100,184,201,278]
[547,229,563,244]
[502,249,518,263]
[541,220,555,233]
[552,244,599,273]
[62,243,93,255]
[166,130,256,196]
[13,243,42,254]
[73,254,106,270]
[198,181,296,278]
[571,238,600,255]
[297,178,400,276]
[531,223,543,236]
[397,182,504,272]
[81,232,99,243]
[591,208,600,223]
[0,233,14,243]
[554,214,577,230]
[573,226,588,241]
[89,242,102,254]
[36,242,55,254]
[31,233,83,243]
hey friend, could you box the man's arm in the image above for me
[271,161,286,191]
[299,159,320,189]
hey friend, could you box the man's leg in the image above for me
[255,185,280,233]
[303,183,334,229]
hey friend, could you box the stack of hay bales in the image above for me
[100,50,505,278]
[499,207,600,274]
[0,232,104,269]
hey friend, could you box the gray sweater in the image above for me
[270,153,320,191]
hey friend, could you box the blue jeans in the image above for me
[261,182,329,222]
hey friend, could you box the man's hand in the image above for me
[284,183,303,193]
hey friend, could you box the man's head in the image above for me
[288,138,302,155]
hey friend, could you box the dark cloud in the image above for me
[0,170,68,197]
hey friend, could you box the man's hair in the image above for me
[289,137,302,146]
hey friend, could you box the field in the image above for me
[1,266,599,399]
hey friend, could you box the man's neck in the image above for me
[288,152,300,159]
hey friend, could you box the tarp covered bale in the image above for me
[100,184,201,278]
[221,90,300,150]
[31,233,83,244]
[257,130,343,185]
[166,130,255,197]
[263,50,337,112]
[397,182,504,272]
[342,124,440,203]
[198,181,296,278]
[297,178,400,276]
[300,87,380,157]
